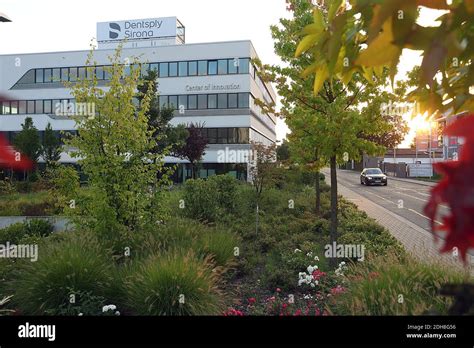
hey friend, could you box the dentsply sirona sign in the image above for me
[97,17,178,42]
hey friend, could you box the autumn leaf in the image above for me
[295,34,320,57]
[313,65,329,95]
[356,18,402,67]
[421,41,447,87]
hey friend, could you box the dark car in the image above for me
[360,168,388,186]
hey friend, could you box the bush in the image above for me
[122,252,223,315]
[9,232,114,315]
[0,219,54,244]
[183,179,218,221]
[208,175,238,214]
[332,253,468,315]
[0,178,16,195]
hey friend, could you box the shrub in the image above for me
[0,219,54,244]
[183,179,218,221]
[9,232,114,315]
[196,230,238,267]
[332,253,468,315]
[0,179,16,195]
[208,175,238,214]
[0,223,27,244]
[122,252,223,315]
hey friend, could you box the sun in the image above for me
[409,113,432,132]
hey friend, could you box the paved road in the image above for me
[331,169,447,234]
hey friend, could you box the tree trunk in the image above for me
[315,170,321,215]
[329,155,338,268]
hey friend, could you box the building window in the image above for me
[52,68,60,82]
[61,68,69,82]
[238,93,249,108]
[188,95,197,109]
[198,60,207,76]
[169,62,178,77]
[238,128,249,143]
[239,58,250,74]
[19,101,26,114]
[69,68,78,82]
[218,60,228,75]
[44,69,52,83]
[178,62,188,77]
[169,96,178,109]
[178,95,187,111]
[228,94,238,108]
[10,101,18,114]
[208,94,217,109]
[198,95,207,109]
[208,60,218,75]
[35,100,43,114]
[159,62,169,77]
[208,128,217,143]
[35,69,44,83]
[228,59,238,74]
[159,96,168,108]
[78,67,86,80]
[150,63,159,73]
[188,61,197,76]
[95,66,104,80]
[44,100,52,114]
[141,63,150,77]
[218,128,228,144]
[228,128,238,144]
[218,94,228,109]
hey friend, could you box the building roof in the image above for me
[385,148,443,158]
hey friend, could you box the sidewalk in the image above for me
[388,176,438,187]
[324,174,473,272]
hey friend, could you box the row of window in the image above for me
[14,58,251,86]
[0,128,249,145]
[0,93,252,115]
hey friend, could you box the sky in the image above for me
[0,1,442,145]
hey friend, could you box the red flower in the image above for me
[223,308,244,316]
[294,309,302,316]
[282,303,288,309]
[276,288,281,293]
[312,270,326,280]
[424,115,474,263]
[248,298,256,305]
[330,286,346,295]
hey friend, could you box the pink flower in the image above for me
[294,309,302,316]
[276,288,281,293]
[248,297,256,305]
[312,270,327,281]
[223,308,244,316]
[330,285,346,295]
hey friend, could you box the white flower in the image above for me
[115,311,120,316]
[306,252,313,257]
[314,256,320,261]
[310,283,315,288]
[78,313,83,316]
[102,304,117,313]
[307,266,314,273]
[294,249,302,253]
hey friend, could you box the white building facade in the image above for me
[0,17,277,182]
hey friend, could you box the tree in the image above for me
[42,123,62,168]
[260,0,396,264]
[137,69,188,156]
[175,123,208,179]
[66,47,171,235]
[13,117,41,180]
[276,140,290,162]
[249,141,277,235]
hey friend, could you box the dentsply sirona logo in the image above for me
[109,23,121,39]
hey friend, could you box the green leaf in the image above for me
[302,62,319,78]
[313,8,326,30]
[295,34,319,57]
[328,0,343,21]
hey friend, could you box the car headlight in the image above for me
[367,176,373,180]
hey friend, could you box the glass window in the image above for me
[36,69,44,83]
[208,94,217,109]
[208,128,217,143]
[1,101,9,115]
[218,128,228,144]
[208,61,218,75]
[78,67,86,80]
[188,95,197,109]
[238,128,249,143]
[218,94,228,109]
[228,59,238,74]
[198,61,207,75]
[218,60,228,75]
[169,96,178,109]
[95,66,104,80]
[159,63,169,77]
[169,62,178,77]
[44,69,52,83]
[238,93,249,108]
[35,100,43,114]
[61,68,69,82]
[159,96,168,108]
[141,63,150,77]
[228,128,238,144]
[198,94,207,109]
[10,101,18,114]
[178,95,187,110]
[52,68,60,82]
[228,94,238,108]
[19,101,27,114]
[69,68,78,82]
[178,62,188,76]
[20,70,35,84]
[44,100,52,114]
[239,58,250,74]
[150,63,159,73]
[188,61,197,76]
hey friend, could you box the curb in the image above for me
[387,176,438,187]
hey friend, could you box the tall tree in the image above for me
[42,123,62,167]
[175,123,208,179]
[259,0,396,265]
[13,117,41,180]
